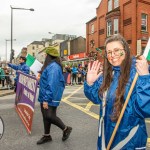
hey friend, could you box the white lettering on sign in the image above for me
[73,54,79,58]
[19,74,37,93]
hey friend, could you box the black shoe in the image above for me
[62,126,72,141]
[37,135,52,145]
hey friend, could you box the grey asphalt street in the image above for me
[0,86,98,150]
[0,85,150,150]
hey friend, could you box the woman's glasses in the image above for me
[106,48,124,57]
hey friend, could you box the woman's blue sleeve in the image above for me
[84,77,103,104]
[134,74,150,118]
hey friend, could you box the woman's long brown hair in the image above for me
[40,54,63,74]
[99,34,132,122]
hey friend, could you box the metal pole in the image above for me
[10,6,13,63]
[10,6,34,63]
[106,73,139,150]
[6,40,7,61]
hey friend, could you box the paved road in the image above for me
[0,85,98,150]
[0,85,150,149]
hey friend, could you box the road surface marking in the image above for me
[62,98,99,120]
[85,101,95,111]
[147,138,150,148]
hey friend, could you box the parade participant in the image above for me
[84,34,150,150]
[8,56,30,92]
[37,46,72,145]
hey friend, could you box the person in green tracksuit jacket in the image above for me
[0,67,5,87]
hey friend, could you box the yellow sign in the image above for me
[64,49,68,55]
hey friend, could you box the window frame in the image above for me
[114,18,119,34]
[141,13,148,32]
[91,24,95,34]
[107,21,112,36]
[114,0,119,9]
[108,0,112,12]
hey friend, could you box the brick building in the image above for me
[86,0,150,60]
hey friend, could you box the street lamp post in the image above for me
[48,32,54,35]
[48,32,55,39]
[6,39,16,62]
[10,5,34,62]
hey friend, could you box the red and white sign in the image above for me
[68,52,86,60]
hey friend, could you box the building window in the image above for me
[123,18,132,26]
[32,46,35,50]
[141,47,145,55]
[141,14,148,31]
[108,0,112,12]
[114,0,119,9]
[91,24,94,34]
[99,29,105,35]
[32,53,35,57]
[127,40,132,44]
[107,21,112,36]
[90,40,95,48]
[114,19,119,34]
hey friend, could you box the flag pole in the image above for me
[106,72,139,150]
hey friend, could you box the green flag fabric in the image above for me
[26,54,43,76]
[143,38,150,61]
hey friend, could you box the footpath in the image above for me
[0,88,14,97]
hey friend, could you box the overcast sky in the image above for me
[0,0,101,61]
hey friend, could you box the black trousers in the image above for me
[14,81,17,93]
[0,79,5,87]
[40,104,66,135]
[72,74,77,83]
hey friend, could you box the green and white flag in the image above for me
[143,37,150,61]
[26,54,43,76]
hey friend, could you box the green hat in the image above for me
[45,46,59,57]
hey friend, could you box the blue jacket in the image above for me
[8,62,30,82]
[72,67,78,74]
[38,61,65,107]
[84,58,150,150]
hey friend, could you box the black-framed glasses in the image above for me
[105,48,124,57]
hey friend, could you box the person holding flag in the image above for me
[84,34,150,150]
[8,56,30,92]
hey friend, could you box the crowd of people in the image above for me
[63,63,88,86]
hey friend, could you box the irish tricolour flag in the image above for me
[26,54,43,77]
[143,38,150,61]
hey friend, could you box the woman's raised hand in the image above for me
[136,55,149,75]
[86,60,103,86]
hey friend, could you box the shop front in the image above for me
[64,52,89,67]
